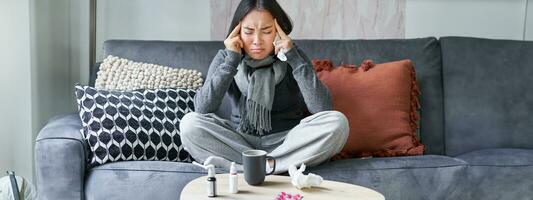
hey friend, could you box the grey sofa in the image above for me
[35,37,533,200]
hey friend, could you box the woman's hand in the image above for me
[224,22,244,54]
[273,19,293,55]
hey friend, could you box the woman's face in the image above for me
[240,9,277,60]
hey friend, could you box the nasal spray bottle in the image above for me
[193,161,217,197]
[228,162,238,194]
[206,165,217,197]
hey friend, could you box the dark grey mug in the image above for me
[242,150,276,186]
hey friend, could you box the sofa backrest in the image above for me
[440,37,533,156]
[100,40,225,77]
[95,38,446,155]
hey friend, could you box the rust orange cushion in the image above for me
[313,59,425,159]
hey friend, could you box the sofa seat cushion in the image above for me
[455,148,533,166]
[454,148,533,199]
[85,161,216,200]
[308,155,468,200]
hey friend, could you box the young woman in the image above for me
[180,0,348,174]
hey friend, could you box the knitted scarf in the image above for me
[234,54,287,135]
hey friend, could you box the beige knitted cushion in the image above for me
[95,55,203,91]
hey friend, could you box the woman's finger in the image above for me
[275,42,287,54]
[274,19,288,39]
[229,22,242,38]
[276,40,289,51]
[237,39,244,49]
[231,37,241,48]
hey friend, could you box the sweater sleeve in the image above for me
[194,49,243,114]
[284,45,333,113]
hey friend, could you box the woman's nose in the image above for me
[252,34,262,45]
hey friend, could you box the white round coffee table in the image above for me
[181,174,385,200]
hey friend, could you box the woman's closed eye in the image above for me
[244,31,272,35]
[243,25,273,35]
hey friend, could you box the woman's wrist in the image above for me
[284,44,303,65]
[224,48,243,66]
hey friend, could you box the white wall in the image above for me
[0,0,33,181]
[406,0,528,40]
[0,0,76,183]
[95,0,533,59]
[70,0,91,87]
[31,0,74,135]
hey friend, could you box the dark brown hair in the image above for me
[227,0,293,38]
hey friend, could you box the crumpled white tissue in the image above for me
[288,163,323,189]
[277,48,288,61]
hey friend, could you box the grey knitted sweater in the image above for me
[194,45,332,135]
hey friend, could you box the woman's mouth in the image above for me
[250,48,264,53]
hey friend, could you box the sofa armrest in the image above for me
[35,113,87,200]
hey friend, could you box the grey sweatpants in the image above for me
[180,111,349,174]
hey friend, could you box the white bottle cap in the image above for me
[207,165,216,177]
[230,162,237,174]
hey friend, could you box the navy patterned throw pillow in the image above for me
[75,85,195,167]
